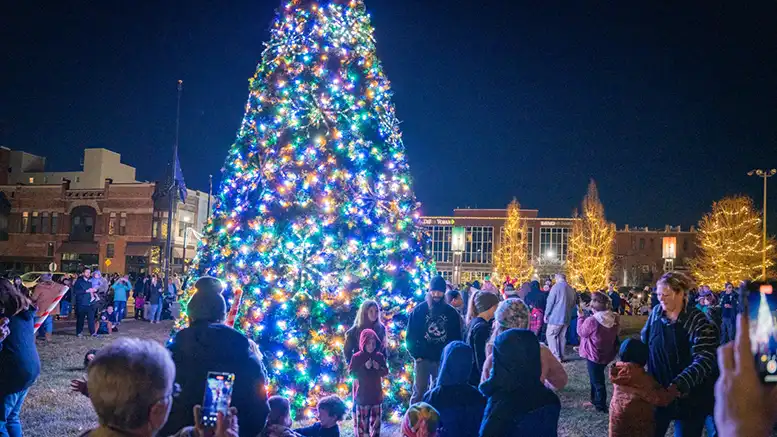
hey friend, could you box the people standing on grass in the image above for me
[0,277,40,437]
[31,273,67,343]
[422,341,485,437]
[577,291,620,413]
[478,329,560,437]
[348,329,388,437]
[111,275,131,326]
[544,273,576,362]
[146,274,164,324]
[74,268,98,337]
[719,282,739,344]
[480,298,567,391]
[406,276,463,405]
[641,271,719,437]
[344,300,387,364]
[465,291,498,386]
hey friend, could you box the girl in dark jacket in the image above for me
[348,329,388,437]
[423,341,485,437]
[479,329,560,437]
[0,278,41,437]
[344,300,386,364]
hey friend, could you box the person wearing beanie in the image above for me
[406,276,463,405]
[466,291,499,386]
[401,403,440,437]
[608,339,674,437]
[162,277,269,437]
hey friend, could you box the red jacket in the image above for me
[609,362,674,437]
[348,329,388,406]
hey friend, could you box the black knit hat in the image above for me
[430,276,447,292]
[187,277,227,322]
[619,338,649,367]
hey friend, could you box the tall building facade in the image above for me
[7,148,137,188]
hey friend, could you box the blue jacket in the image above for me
[545,280,576,325]
[0,308,40,395]
[162,321,269,437]
[423,341,486,437]
[479,329,560,437]
[720,292,739,320]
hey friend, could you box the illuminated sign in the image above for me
[662,237,677,259]
[540,221,573,227]
[420,218,455,226]
[451,226,466,252]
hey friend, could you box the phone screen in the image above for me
[201,372,236,427]
[744,282,777,383]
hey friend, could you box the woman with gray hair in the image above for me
[80,338,177,437]
[479,298,568,391]
[161,277,269,437]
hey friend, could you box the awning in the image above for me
[57,241,99,255]
[125,242,155,257]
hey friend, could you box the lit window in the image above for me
[463,226,494,264]
[539,227,570,262]
[28,177,34,184]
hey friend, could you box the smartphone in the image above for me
[741,281,777,383]
[200,372,236,427]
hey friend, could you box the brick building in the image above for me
[614,225,698,287]
[0,179,156,275]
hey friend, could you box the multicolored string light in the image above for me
[174,0,434,420]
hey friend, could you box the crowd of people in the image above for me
[0,268,775,437]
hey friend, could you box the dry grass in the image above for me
[22,317,650,436]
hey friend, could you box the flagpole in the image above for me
[207,174,212,220]
[164,80,183,290]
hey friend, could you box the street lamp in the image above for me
[748,168,776,280]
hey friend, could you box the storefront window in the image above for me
[539,227,570,261]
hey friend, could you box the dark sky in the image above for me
[3,1,777,229]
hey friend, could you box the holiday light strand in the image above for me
[494,198,534,284]
[173,0,434,420]
[566,180,615,291]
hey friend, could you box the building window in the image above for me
[70,206,97,241]
[650,238,654,250]
[683,238,688,252]
[106,243,115,258]
[21,212,29,233]
[119,213,127,236]
[51,213,58,234]
[463,226,494,264]
[630,236,636,250]
[429,226,452,263]
[41,212,49,234]
[639,238,645,250]
[500,226,534,259]
[437,270,453,281]
[47,242,54,257]
[178,221,187,238]
[539,227,570,261]
[28,177,34,184]
[108,212,116,235]
[30,212,39,234]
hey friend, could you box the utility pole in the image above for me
[748,168,776,280]
[207,174,213,220]
[164,80,183,289]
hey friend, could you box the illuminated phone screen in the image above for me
[746,282,777,383]
[201,372,236,427]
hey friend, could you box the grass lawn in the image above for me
[22,316,649,437]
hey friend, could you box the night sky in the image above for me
[3,1,777,229]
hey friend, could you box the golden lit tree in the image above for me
[566,180,615,291]
[495,198,534,283]
[691,196,775,289]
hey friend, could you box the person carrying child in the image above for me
[295,395,347,437]
[348,329,388,437]
[608,338,675,437]
[577,291,620,413]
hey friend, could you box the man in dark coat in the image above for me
[161,277,269,437]
[73,268,97,337]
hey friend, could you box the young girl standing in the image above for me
[578,291,620,413]
[344,300,386,364]
[348,329,388,437]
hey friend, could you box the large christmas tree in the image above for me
[177,0,433,420]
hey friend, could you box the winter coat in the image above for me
[422,341,486,437]
[133,278,146,297]
[295,422,340,437]
[641,305,719,417]
[146,280,164,304]
[0,307,40,395]
[348,329,388,406]
[481,341,567,390]
[479,329,560,437]
[466,317,493,386]
[719,292,739,320]
[609,362,675,437]
[578,311,620,364]
[406,301,463,361]
[343,321,386,364]
[161,321,269,437]
[609,291,621,312]
[111,280,131,302]
[73,276,94,308]
[544,280,576,325]
[32,280,66,317]
[262,425,303,437]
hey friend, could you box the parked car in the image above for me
[20,271,67,289]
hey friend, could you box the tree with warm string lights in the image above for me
[175,0,434,420]
[691,196,775,289]
[495,198,534,284]
[566,180,615,291]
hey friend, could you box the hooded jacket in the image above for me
[479,329,560,437]
[343,321,386,364]
[0,307,40,395]
[406,300,463,361]
[161,321,269,437]
[466,317,493,386]
[609,362,675,437]
[578,311,620,364]
[348,329,388,406]
[422,342,486,437]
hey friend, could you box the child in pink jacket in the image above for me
[577,291,620,413]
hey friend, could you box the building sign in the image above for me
[662,237,677,259]
[540,221,573,227]
[420,218,455,226]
